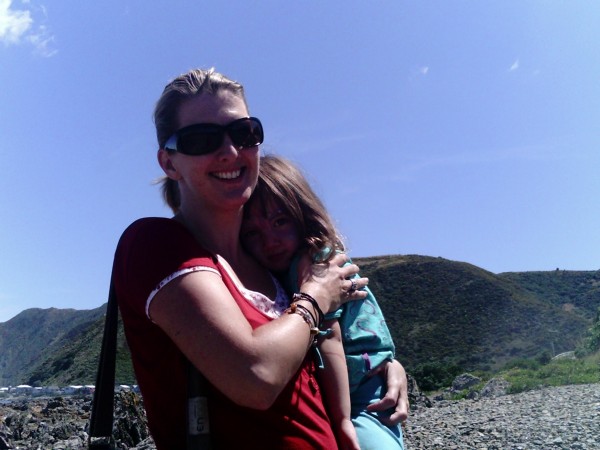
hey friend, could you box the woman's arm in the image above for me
[317,319,360,450]
[366,359,409,425]
[150,253,367,410]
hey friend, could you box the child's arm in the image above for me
[295,252,360,448]
[317,319,360,450]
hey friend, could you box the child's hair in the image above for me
[246,154,345,261]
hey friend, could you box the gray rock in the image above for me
[3,383,598,449]
[407,374,433,410]
[403,383,600,449]
[552,350,576,360]
[0,392,153,449]
[480,377,510,398]
[451,373,481,391]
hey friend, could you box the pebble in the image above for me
[403,383,600,449]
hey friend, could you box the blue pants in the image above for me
[350,375,404,450]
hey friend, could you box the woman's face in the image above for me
[160,90,259,213]
[241,198,301,274]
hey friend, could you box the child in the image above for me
[241,155,404,450]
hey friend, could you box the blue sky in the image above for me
[1,1,599,323]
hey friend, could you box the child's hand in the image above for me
[337,418,361,450]
[367,359,409,426]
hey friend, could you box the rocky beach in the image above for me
[404,383,600,449]
[0,383,599,449]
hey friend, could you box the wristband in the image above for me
[292,292,324,328]
[285,303,319,340]
[292,303,318,331]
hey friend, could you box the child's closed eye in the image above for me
[241,228,260,241]
[273,216,292,228]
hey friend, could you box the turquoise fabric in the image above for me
[287,253,396,392]
[285,252,403,449]
[350,375,404,450]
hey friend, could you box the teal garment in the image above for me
[351,375,404,450]
[286,254,396,393]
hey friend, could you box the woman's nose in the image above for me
[216,134,240,159]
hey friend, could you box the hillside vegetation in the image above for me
[0,255,597,388]
[26,314,135,386]
[500,270,600,320]
[354,255,593,373]
[0,307,105,386]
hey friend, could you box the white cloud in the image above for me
[27,23,56,56]
[509,59,519,72]
[0,0,33,44]
[0,0,56,56]
[408,65,430,81]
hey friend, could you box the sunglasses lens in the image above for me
[178,128,222,155]
[229,118,264,149]
[168,118,263,155]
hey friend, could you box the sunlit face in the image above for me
[158,90,259,213]
[241,198,302,273]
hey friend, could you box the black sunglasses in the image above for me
[164,117,264,156]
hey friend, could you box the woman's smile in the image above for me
[211,167,243,180]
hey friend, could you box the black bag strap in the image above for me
[89,275,118,449]
[89,267,212,449]
[186,360,212,448]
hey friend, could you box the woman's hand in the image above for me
[366,359,409,426]
[297,253,368,314]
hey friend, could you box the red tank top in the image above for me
[114,218,338,449]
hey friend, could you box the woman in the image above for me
[114,68,407,449]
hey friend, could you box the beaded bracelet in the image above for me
[285,302,319,339]
[292,303,318,331]
[292,292,324,328]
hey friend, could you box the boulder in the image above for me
[552,351,576,361]
[451,373,481,392]
[480,378,510,398]
[407,374,433,410]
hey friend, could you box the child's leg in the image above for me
[351,375,405,450]
[352,412,404,450]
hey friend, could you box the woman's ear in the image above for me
[157,148,182,180]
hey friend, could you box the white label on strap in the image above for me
[188,396,210,435]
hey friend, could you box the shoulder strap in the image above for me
[187,360,213,449]
[89,262,213,449]
[88,275,118,449]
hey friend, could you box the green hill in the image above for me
[354,255,593,373]
[0,307,105,386]
[25,313,135,386]
[500,270,600,320]
[0,255,597,387]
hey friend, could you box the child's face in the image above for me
[241,198,301,273]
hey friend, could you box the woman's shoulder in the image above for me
[113,217,217,302]
[123,217,181,235]
[118,217,189,246]
[115,217,210,266]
